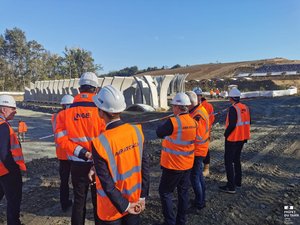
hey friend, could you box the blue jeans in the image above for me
[159,168,191,225]
[190,157,206,208]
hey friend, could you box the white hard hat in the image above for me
[185,91,198,106]
[60,95,74,105]
[171,93,191,106]
[193,87,202,95]
[0,95,16,108]
[79,72,98,87]
[93,85,126,113]
[228,87,241,97]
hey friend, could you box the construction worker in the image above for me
[18,120,28,142]
[156,93,197,225]
[0,95,26,225]
[193,87,215,177]
[216,88,220,98]
[56,72,105,225]
[51,94,74,212]
[91,85,150,225]
[185,91,210,210]
[209,89,214,99]
[219,87,250,194]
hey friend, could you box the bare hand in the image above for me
[85,151,92,160]
[138,199,145,212]
[127,202,141,215]
[88,167,95,183]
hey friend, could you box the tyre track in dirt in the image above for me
[184,96,300,225]
[1,96,299,225]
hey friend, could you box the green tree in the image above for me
[63,47,102,78]
[1,28,29,90]
[0,27,103,91]
[171,64,181,69]
[26,40,46,84]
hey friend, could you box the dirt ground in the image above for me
[1,96,300,225]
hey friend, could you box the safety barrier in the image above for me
[23,74,189,110]
[241,87,297,98]
[236,71,300,77]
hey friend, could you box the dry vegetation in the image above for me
[138,58,300,80]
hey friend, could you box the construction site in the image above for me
[0,59,300,225]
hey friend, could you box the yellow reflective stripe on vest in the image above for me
[195,135,208,144]
[165,116,195,145]
[98,124,143,183]
[162,147,194,156]
[55,130,67,138]
[195,109,209,132]
[11,144,21,150]
[13,156,24,161]
[97,182,142,197]
[70,136,94,142]
[234,105,250,127]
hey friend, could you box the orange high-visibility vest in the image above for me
[190,105,210,157]
[51,112,68,160]
[201,100,215,129]
[226,102,251,142]
[161,114,197,170]
[55,93,105,161]
[93,123,144,221]
[0,119,26,176]
[18,121,27,133]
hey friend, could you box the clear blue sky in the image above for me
[1,0,300,74]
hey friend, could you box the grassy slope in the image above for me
[137,58,300,80]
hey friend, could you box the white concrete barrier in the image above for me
[24,74,188,110]
[143,75,159,109]
[70,78,80,96]
[98,78,104,87]
[102,77,113,87]
[241,87,297,98]
[111,77,125,91]
[159,75,174,110]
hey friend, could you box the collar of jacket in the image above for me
[106,119,124,130]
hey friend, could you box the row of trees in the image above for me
[0,27,184,91]
[0,27,101,91]
[106,64,182,77]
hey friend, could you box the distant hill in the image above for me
[137,58,300,80]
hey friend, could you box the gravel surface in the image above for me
[0,96,300,225]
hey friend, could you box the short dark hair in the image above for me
[231,97,240,102]
[102,110,121,120]
[79,85,96,93]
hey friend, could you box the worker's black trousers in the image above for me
[203,150,210,164]
[159,168,191,225]
[224,140,244,189]
[59,160,71,209]
[99,214,140,225]
[70,161,100,225]
[0,168,23,225]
